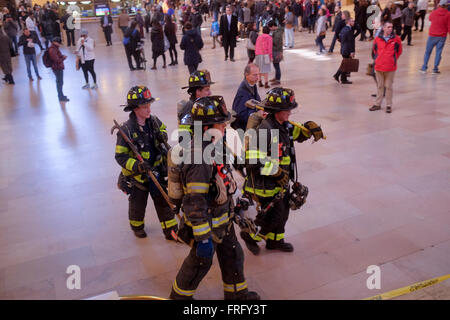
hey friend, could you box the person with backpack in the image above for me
[47,36,69,102]
[123,21,143,71]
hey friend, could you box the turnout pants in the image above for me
[170,224,248,300]
[128,182,177,238]
[252,193,290,244]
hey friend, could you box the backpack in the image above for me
[42,49,53,68]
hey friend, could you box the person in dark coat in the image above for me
[231,63,261,131]
[100,10,113,46]
[150,21,166,69]
[0,28,15,84]
[123,21,143,70]
[164,15,178,66]
[180,22,204,74]
[333,17,356,84]
[328,6,344,53]
[219,5,239,61]
[61,11,75,47]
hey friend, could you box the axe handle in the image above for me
[113,119,178,212]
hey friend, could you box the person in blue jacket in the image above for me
[231,63,261,132]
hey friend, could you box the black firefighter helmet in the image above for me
[123,85,159,112]
[181,70,215,90]
[259,87,298,112]
[184,96,231,126]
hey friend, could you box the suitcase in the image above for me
[339,58,359,73]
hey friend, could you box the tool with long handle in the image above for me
[245,99,327,140]
[111,119,177,212]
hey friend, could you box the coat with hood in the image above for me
[151,24,165,57]
[428,7,450,37]
[180,29,204,66]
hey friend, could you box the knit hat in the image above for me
[439,0,448,6]
[80,29,88,36]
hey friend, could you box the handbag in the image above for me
[366,63,374,76]
[246,38,255,50]
[273,51,283,63]
[75,55,81,71]
[263,54,271,64]
[164,35,170,51]
[339,58,359,73]
[319,31,326,37]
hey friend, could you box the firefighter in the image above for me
[115,85,178,239]
[169,96,260,300]
[242,87,324,255]
[178,69,215,135]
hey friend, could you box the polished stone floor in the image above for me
[0,17,449,300]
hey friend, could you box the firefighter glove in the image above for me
[137,161,152,174]
[196,238,214,259]
[273,167,289,187]
[303,121,324,141]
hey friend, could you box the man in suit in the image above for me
[219,5,239,61]
[100,10,113,46]
[333,17,355,84]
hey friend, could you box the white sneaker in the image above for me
[91,83,98,89]
[419,69,426,74]
[82,84,90,89]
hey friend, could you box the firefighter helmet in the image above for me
[184,96,231,125]
[259,87,298,112]
[123,85,159,111]
[181,70,215,89]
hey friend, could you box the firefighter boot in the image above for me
[266,239,294,252]
[224,289,261,300]
[169,288,195,300]
[133,229,147,238]
[240,231,260,256]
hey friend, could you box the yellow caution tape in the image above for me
[364,274,450,300]
[120,295,168,300]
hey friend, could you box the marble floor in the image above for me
[0,17,449,300]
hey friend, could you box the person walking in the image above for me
[180,22,204,74]
[76,29,97,89]
[18,27,42,81]
[255,25,273,88]
[118,9,130,36]
[0,28,15,84]
[315,8,327,54]
[48,37,69,102]
[328,5,343,53]
[401,1,416,45]
[210,15,220,49]
[164,15,178,66]
[169,95,260,301]
[269,20,284,85]
[370,21,402,113]
[3,15,19,56]
[61,10,75,47]
[415,0,428,31]
[150,21,167,69]
[420,0,450,74]
[123,21,143,71]
[247,22,258,63]
[333,17,356,84]
[284,5,295,48]
[115,85,178,240]
[219,5,239,61]
[100,10,113,46]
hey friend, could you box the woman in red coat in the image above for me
[369,21,402,114]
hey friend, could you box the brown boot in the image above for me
[258,80,263,87]
[264,82,270,88]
